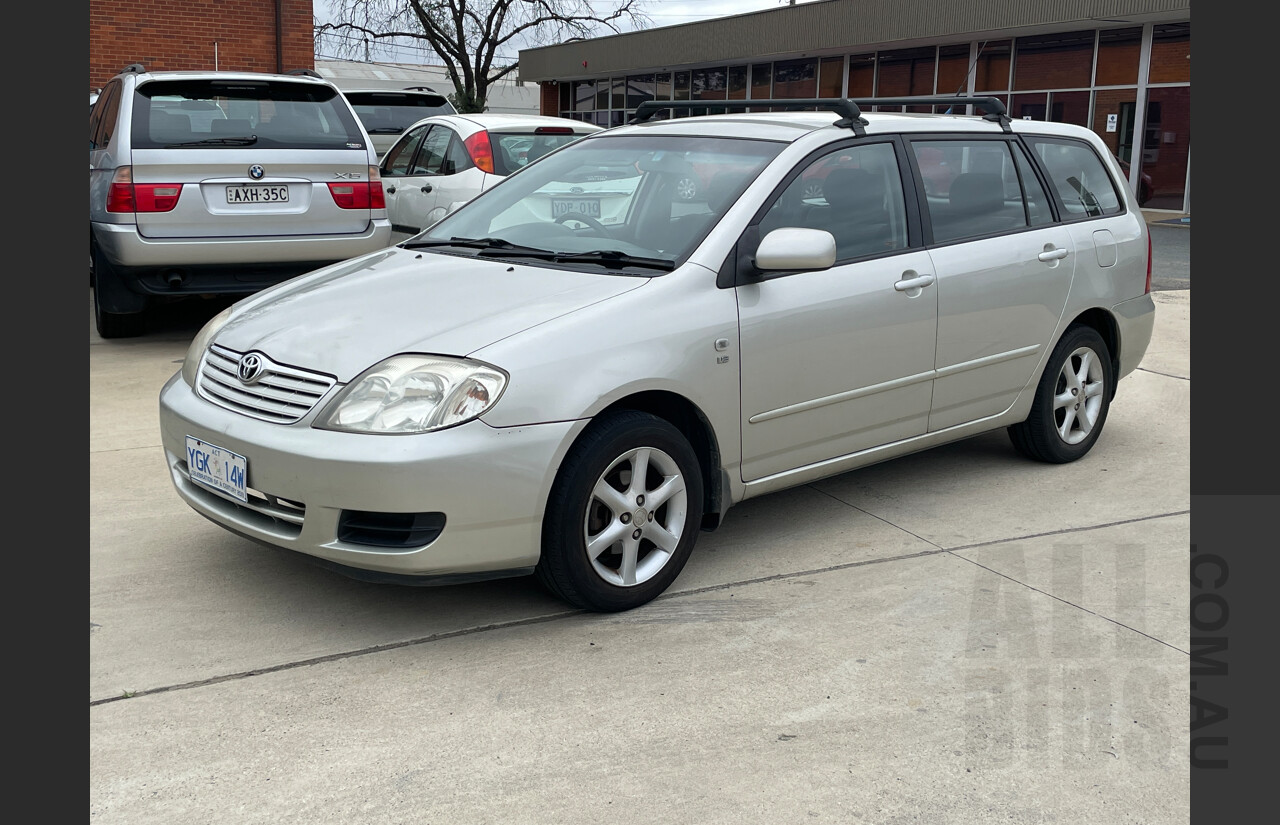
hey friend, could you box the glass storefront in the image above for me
[553,22,1190,211]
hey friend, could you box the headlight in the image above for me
[316,355,508,434]
[180,306,234,386]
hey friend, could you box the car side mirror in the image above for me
[754,228,837,272]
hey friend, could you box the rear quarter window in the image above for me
[1027,137,1124,219]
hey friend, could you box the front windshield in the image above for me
[411,134,785,273]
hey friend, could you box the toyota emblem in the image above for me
[238,353,264,384]
[248,165,265,180]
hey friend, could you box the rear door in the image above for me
[127,78,377,240]
[380,123,432,241]
[910,136,1076,431]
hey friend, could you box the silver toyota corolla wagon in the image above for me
[158,97,1155,613]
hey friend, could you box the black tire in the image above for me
[92,246,146,339]
[1008,325,1114,463]
[537,410,704,612]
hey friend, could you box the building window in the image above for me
[728,65,748,100]
[1013,31,1093,90]
[773,58,817,99]
[819,57,844,97]
[875,46,935,106]
[973,40,1012,92]
[1148,23,1191,84]
[847,53,875,98]
[751,63,772,102]
[936,44,971,98]
[1095,27,1142,86]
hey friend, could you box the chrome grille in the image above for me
[197,345,336,424]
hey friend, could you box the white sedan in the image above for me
[379,113,602,242]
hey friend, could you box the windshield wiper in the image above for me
[400,236,556,257]
[551,250,675,271]
[164,136,259,147]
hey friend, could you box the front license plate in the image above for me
[185,436,248,502]
[226,185,289,204]
[551,197,601,219]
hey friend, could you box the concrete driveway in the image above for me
[90,271,1190,821]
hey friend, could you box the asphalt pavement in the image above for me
[90,223,1191,824]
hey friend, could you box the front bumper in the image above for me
[158,371,583,579]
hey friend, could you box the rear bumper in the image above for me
[92,219,393,269]
[1113,292,1156,380]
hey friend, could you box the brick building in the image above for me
[519,0,1192,212]
[89,0,316,92]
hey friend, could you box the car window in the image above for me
[913,139,1038,243]
[1027,137,1123,219]
[344,91,454,134]
[421,135,784,270]
[129,79,367,149]
[757,141,907,262]
[383,124,430,176]
[413,126,453,175]
[91,81,122,149]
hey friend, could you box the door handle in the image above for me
[893,273,935,292]
[1038,247,1069,262]
[385,185,396,194]
[421,184,433,193]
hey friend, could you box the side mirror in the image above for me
[754,227,837,271]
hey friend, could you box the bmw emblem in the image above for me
[248,165,265,180]
[238,353,264,384]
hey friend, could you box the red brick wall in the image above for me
[90,0,315,91]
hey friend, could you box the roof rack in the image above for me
[403,85,440,93]
[628,95,1011,135]
[121,63,146,75]
[286,68,322,79]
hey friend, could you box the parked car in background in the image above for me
[159,96,1154,613]
[379,113,601,242]
[89,64,390,338]
[340,87,457,158]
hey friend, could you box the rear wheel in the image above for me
[91,245,146,339]
[1008,325,1113,463]
[537,411,704,612]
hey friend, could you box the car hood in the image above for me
[214,247,648,382]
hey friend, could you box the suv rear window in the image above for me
[130,79,367,150]
[343,91,454,136]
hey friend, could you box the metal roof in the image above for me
[517,0,1191,82]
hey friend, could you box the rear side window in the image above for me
[91,81,122,149]
[130,79,367,150]
[343,91,454,135]
[1027,137,1123,219]
[913,139,1048,244]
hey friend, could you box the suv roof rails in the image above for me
[629,95,1012,135]
[121,63,146,75]
[403,86,440,93]
[287,68,322,79]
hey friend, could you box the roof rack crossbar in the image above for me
[848,95,1011,132]
[630,99,868,135]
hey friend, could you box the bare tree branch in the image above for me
[316,1,648,113]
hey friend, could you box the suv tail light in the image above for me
[327,168,386,210]
[464,131,495,174]
[106,166,183,213]
[1145,230,1152,294]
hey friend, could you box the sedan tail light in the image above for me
[328,168,386,210]
[106,166,183,213]
[464,131,495,174]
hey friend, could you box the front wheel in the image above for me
[537,411,704,612]
[1008,325,1114,463]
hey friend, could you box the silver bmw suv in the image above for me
[89,65,392,338]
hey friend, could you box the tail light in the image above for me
[106,166,183,213]
[1144,229,1152,294]
[534,126,574,135]
[327,168,386,210]
[464,130,495,174]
